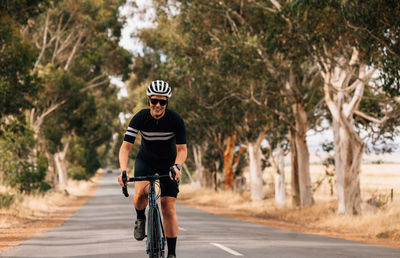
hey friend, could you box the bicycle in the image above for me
[121,168,176,258]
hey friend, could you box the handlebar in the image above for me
[122,171,129,197]
[121,167,177,197]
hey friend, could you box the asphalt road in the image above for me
[1,172,400,258]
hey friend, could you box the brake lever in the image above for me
[169,166,180,192]
[122,171,129,197]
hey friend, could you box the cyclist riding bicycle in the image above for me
[118,80,187,258]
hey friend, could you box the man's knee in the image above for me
[161,197,176,218]
[134,191,148,201]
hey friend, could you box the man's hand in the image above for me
[170,165,181,181]
[118,171,129,187]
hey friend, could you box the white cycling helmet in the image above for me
[146,80,172,98]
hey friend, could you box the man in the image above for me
[118,80,187,258]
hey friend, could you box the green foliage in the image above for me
[0,192,15,208]
[0,0,50,118]
[0,121,51,193]
[234,149,247,176]
[341,0,400,96]
[313,141,335,194]
[1,0,130,191]
[0,16,39,118]
[67,163,89,180]
[67,136,101,177]
[367,192,390,209]
[0,0,50,24]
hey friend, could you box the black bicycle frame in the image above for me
[122,168,176,257]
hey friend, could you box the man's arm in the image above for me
[172,144,187,181]
[118,141,134,186]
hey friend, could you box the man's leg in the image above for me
[134,181,149,210]
[133,181,148,240]
[161,197,178,257]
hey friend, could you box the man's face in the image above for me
[149,95,168,118]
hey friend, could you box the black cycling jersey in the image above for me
[124,109,186,169]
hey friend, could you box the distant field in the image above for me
[260,153,400,203]
[181,159,400,246]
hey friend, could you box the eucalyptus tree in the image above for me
[281,0,400,214]
[0,0,50,119]
[0,0,52,191]
[210,0,327,206]
[21,0,131,189]
[132,0,255,190]
[25,0,130,138]
[133,1,327,205]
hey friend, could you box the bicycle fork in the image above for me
[146,181,166,256]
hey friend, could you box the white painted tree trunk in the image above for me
[193,145,204,187]
[320,49,372,214]
[292,103,314,206]
[54,137,71,191]
[274,144,286,205]
[248,133,265,201]
[45,152,57,191]
[332,118,364,214]
[54,152,68,191]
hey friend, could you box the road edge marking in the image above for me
[210,242,243,256]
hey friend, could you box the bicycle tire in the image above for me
[148,207,163,258]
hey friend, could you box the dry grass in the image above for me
[0,170,104,252]
[0,170,104,226]
[179,163,400,247]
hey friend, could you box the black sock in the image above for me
[135,208,146,220]
[167,237,177,256]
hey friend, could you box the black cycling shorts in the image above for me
[134,157,179,198]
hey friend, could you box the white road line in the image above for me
[178,226,187,231]
[210,243,243,256]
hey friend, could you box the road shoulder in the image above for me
[0,171,105,253]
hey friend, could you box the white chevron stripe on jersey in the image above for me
[125,132,137,137]
[141,131,174,137]
[141,134,175,141]
[127,127,138,133]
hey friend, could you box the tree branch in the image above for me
[80,78,110,93]
[33,100,67,133]
[354,110,389,125]
[271,108,296,130]
[346,64,376,117]
[64,31,84,70]
[345,21,400,60]
[52,14,63,64]
[34,12,50,69]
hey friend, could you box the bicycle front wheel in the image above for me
[148,207,163,258]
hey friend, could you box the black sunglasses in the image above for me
[149,98,168,106]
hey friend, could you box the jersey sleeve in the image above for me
[123,111,142,143]
[175,114,186,145]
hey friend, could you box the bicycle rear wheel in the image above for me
[148,207,163,258]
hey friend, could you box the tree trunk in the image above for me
[320,51,369,214]
[232,145,247,173]
[333,119,345,213]
[292,103,314,206]
[54,137,71,192]
[248,133,265,201]
[45,152,57,191]
[290,129,300,206]
[193,145,205,187]
[274,144,286,205]
[223,135,236,190]
[54,152,68,191]
[333,119,364,214]
[182,163,194,184]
